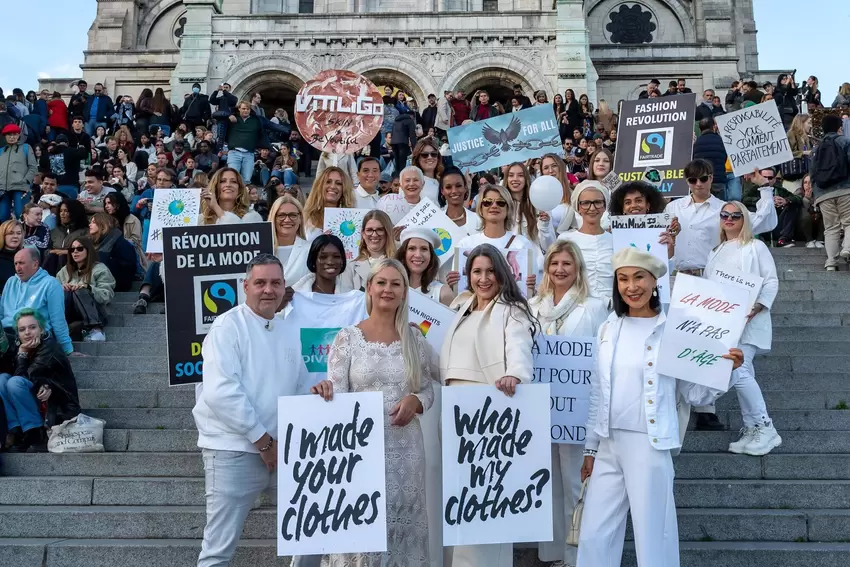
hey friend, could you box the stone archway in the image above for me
[440,52,554,106]
[230,70,306,121]
[348,55,437,110]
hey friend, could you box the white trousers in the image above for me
[576,429,679,567]
[729,344,771,427]
[538,443,583,564]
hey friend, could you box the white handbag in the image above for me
[567,478,589,547]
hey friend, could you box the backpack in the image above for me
[813,135,850,188]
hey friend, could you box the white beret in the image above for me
[611,247,667,279]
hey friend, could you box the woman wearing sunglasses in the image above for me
[340,210,397,292]
[412,139,443,204]
[704,201,781,456]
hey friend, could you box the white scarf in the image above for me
[532,288,581,335]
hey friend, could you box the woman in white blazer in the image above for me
[705,201,781,456]
[579,248,743,567]
[440,243,538,567]
[340,210,396,292]
[529,240,608,567]
[269,195,310,290]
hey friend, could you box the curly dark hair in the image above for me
[608,181,666,215]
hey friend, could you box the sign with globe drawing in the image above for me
[324,208,371,261]
[146,189,201,254]
[395,198,471,266]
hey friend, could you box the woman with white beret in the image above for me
[578,248,744,567]
[396,226,458,306]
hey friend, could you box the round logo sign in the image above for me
[294,69,384,155]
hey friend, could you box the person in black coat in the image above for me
[692,117,729,198]
[1,308,80,452]
[391,112,417,175]
[89,213,137,292]
[179,83,211,130]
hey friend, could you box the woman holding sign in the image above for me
[199,168,263,225]
[312,258,436,567]
[440,243,538,567]
[705,202,781,456]
[303,166,355,240]
[529,240,607,567]
[397,226,458,306]
[579,248,744,567]
[340,210,397,292]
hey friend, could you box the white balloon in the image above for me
[529,175,563,212]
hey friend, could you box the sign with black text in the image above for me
[277,392,388,556]
[163,223,274,386]
[441,385,552,546]
[614,95,697,197]
[715,101,793,177]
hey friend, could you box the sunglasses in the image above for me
[420,151,440,159]
[481,199,508,209]
[719,211,744,220]
[687,175,711,184]
[70,246,86,253]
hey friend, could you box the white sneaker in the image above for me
[743,423,782,456]
[728,426,756,454]
[815,241,825,248]
[87,330,106,342]
[840,250,850,264]
[806,241,817,249]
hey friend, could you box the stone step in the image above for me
[79,389,195,410]
[779,270,850,281]
[683,430,850,454]
[74,371,178,390]
[773,327,850,341]
[777,289,850,302]
[675,454,850,480]
[74,342,169,356]
[674,479,850,509]
[97,314,165,328]
[767,342,850,355]
[753,356,850,374]
[772,313,848,327]
[71,355,167,373]
[756,373,850,391]
[98,326,167,342]
[777,280,850,291]
[770,301,850,314]
[84,408,196,429]
[714,390,850,411]
[716,409,850,431]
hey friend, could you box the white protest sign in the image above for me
[277,391,387,556]
[612,228,672,303]
[707,265,764,311]
[455,247,531,297]
[441,385,553,546]
[609,213,672,230]
[715,101,794,177]
[377,194,413,225]
[396,198,470,266]
[657,274,750,391]
[408,289,455,352]
[323,208,370,261]
[531,336,595,444]
[600,171,623,194]
[146,188,201,253]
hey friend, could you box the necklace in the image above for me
[313,279,334,294]
[448,211,466,222]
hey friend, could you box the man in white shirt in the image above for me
[665,159,777,430]
[353,157,381,209]
[194,253,312,567]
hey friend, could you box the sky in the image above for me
[1,0,847,99]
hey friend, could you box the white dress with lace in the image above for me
[327,326,437,567]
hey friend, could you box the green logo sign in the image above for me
[300,328,342,372]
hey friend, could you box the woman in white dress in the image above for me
[579,248,744,567]
[441,167,479,232]
[199,167,264,225]
[705,201,781,456]
[269,195,309,289]
[504,161,556,253]
[312,258,437,567]
[396,226,458,306]
[302,166,355,240]
[292,234,352,294]
[412,138,443,204]
[558,181,613,302]
[529,240,608,567]
[340,210,397,292]
[540,153,575,233]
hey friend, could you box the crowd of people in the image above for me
[0,72,848,566]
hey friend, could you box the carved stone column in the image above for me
[556,0,596,102]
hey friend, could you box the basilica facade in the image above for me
[78,0,760,113]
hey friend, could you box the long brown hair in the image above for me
[66,237,98,284]
[202,168,251,225]
[303,166,355,230]
[151,88,169,114]
[541,153,572,204]
[90,212,117,244]
[355,210,396,261]
[395,237,439,294]
[504,162,539,243]
[412,138,444,180]
[588,148,614,181]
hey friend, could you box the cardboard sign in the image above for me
[614,95,697,197]
[600,171,624,194]
[441,385,553,546]
[611,226,672,303]
[146,189,201,254]
[609,213,673,230]
[162,223,274,385]
[447,105,561,172]
[377,194,413,225]
[396,198,470,266]
[455,246,531,297]
[323,207,371,261]
[657,274,750,391]
[531,336,595,444]
[408,289,455,352]
[707,265,764,311]
[277,392,388,556]
[715,101,794,177]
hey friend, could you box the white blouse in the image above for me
[558,230,614,300]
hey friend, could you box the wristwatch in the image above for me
[258,437,274,452]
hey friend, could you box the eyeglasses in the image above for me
[481,199,508,209]
[719,211,744,220]
[69,246,86,253]
[420,151,440,159]
[364,227,387,236]
[687,175,711,184]
[276,212,300,221]
[579,199,606,210]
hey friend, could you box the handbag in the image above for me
[71,288,106,328]
[779,155,810,179]
[567,478,589,547]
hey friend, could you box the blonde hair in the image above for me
[476,184,516,231]
[364,258,421,393]
[0,219,23,250]
[787,114,811,147]
[303,166,355,230]
[840,83,850,97]
[718,201,753,245]
[538,240,590,303]
[355,210,396,261]
[504,162,539,243]
[202,168,251,225]
[541,153,571,204]
[268,195,306,245]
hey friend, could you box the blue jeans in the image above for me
[226,149,255,183]
[725,172,742,202]
[0,373,42,432]
[85,119,107,137]
[0,191,27,221]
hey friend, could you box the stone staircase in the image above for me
[1,246,849,567]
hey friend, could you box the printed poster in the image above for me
[324,207,371,261]
[714,101,794,177]
[396,198,470,266]
[707,265,764,311]
[146,188,201,254]
[277,392,388,556]
[408,289,455,352]
[377,194,413,225]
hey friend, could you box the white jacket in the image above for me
[193,304,310,453]
[585,311,724,452]
[529,291,609,337]
[276,237,310,289]
[705,239,778,352]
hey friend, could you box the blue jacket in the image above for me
[693,131,728,180]
[83,94,115,123]
[1,268,72,354]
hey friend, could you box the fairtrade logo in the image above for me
[202,282,236,314]
[640,132,665,155]
[433,227,452,255]
[632,127,674,168]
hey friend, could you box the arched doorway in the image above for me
[232,71,304,122]
[454,67,537,108]
[360,69,427,110]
